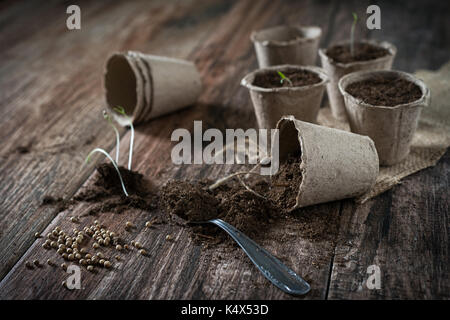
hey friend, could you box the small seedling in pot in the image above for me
[350,12,358,57]
[113,106,134,171]
[277,71,293,86]
[103,110,120,163]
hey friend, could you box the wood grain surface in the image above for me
[0,0,448,299]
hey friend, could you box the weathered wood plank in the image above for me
[0,0,233,281]
[0,0,342,299]
[328,150,449,299]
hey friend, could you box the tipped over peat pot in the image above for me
[319,40,397,120]
[104,51,202,125]
[251,25,322,68]
[241,65,328,129]
[339,70,430,166]
[272,116,379,209]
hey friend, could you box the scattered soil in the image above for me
[161,153,304,244]
[346,77,423,106]
[326,43,389,64]
[253,68,321,88]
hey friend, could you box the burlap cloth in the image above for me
[316,61,450,203]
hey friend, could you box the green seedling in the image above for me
[85,148,129,197]
[277,71,293,86]
[113,106,134,171]
[350,12,358,57]
[103,110,120,163]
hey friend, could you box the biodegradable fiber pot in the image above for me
[319,40,396,120]
[272,116,379,209]
[104,51,202,125]
[339,70,430,166]
[241,65,328,130]
[251,25,322,68]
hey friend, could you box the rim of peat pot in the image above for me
[241,65,329,93]
[338,69,430,110]
[319,39,397,68]
[250,25,322,47]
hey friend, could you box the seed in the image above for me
[131,241,136,247]
[47,259,54,266]
[96,252,104,259]
[72,243,78,249]
[94,220,99,225]
[75,253,81,259]
[99,259,105,266]
[124,244,129,250]
[33,259,40,267]
[79,259,86,265]
[68,254,74,261]
[104,261,111,268]
[55,227,61,232]
[139,249,147,256]
[98,239,104,246]
[91,256,98,264]
[80,248,86,254]
[85,254,92,259]
[125,221,133,228]
[25,261,34,269]
[87,259,92,265]
[115,245,122,251]
[93,242,99,249]
[50,241,58,248]
[165,235,173,241]
[115,255,121,261]
[87,265,94,272]
[61,263,67,271]
[52,230,59,237]
[57,248,64,255]
[109,232,116,238]
[42,244,50,250]
[62,253,68,260]
[70,217,78,223]
[34,232,41,238]
[62,280,67,288]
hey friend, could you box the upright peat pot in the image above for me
[104,51,202,125]
[251,25,322,68]
[319,40,396,120]
[272,116,379,210]
[339,70,430,165]
[241,65,328,130]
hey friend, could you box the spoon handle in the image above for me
[210,219,310,296]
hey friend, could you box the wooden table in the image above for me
[0,0,448,300]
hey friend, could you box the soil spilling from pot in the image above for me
[346,77,423,106]
[326,43,389,64]
[253,68,321,88]
[159,153,322,244]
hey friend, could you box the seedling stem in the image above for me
[103,110,120,163]
[85,148,129,197]
[350,12,358,57]
[114,106,134,171]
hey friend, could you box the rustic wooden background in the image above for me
[0,0,448,300]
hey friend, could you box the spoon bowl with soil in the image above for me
[241,65,328,129]
[251,25,322,68]
[339,70,430,165]
[319,40,396,120]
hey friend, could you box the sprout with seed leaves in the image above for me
[113,106,134,171]
[350,12,358,57]
[277,71,293,86]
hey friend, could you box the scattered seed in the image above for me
[139,249,147,256]
[87,265,94,272]
[125,221,134,229]
[62,280,67,288]
[115,255,121,261]
[25,261,34,269]
[70,217,78,223]
[115,245,122,251]
[124,244,129,250]
[61,263,67,271]
[34,232,41,238]
[134,242,142,249]
[165,235,173,241]
[33,259,40,267]
[47,259,54,266]
[104,261,111,268]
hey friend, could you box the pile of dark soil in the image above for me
[253,68,321,88]
[326,43,389,64]
[346,77,423,106]
[161,153,304,243]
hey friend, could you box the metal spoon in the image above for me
[193,218,310,296]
